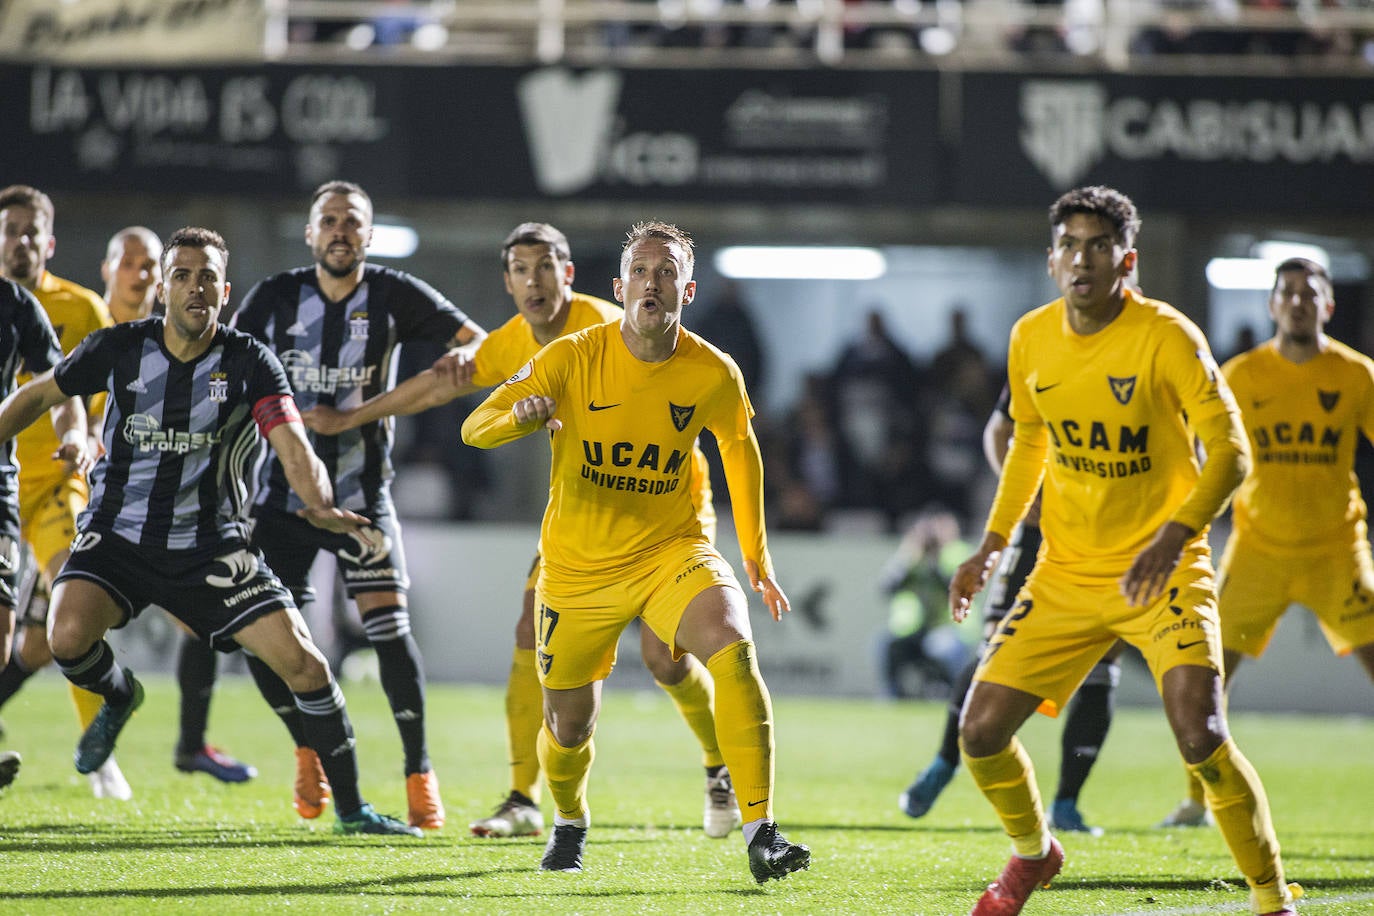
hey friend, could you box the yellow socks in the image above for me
[506,648,544,802]
[536,722,593,823]
[657,658,725,769]
[962,737,1047,858]
[1187,738,1292,912]
[704,639,773,823]
[69,682,105,730]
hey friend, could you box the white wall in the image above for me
[104,519,1373,715]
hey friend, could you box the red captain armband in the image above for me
[253,394,302,437]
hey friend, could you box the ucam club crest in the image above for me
[1020,80,1107,189]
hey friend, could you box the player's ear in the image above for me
[612,277,624,303]
[1122,249,1138,274]
[682,280,696,306]
[221,280,232,307]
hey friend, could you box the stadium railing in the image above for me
[269,0,1374,73]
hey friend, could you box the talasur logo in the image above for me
[517,67,622,195]
[1020,80,1106,189]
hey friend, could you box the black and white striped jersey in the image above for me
[54,319,293,550]
[0,278,63,504]
[231,264,469,514]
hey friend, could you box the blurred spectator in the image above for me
[766,372,854,530]
[1221,324,1258,364]
[926,308,996,522]
[693,280,767,401]
[831,308,927,522]
[874,510,976,699]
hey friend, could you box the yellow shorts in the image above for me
[976,558,1222,716]
[19,474,89,572]
[1217,534,1374,657]
[534,538,738,690]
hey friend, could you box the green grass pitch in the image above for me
[0,669,1370,914]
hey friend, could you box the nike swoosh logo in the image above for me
[1034,382,1059,393]
[588,401,621,411]
[746,798,769,807]
[1176,638,1208,650]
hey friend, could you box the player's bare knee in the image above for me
[640,628,686,683]
[47,617,97,661]
[271,646,331,693]
[17,628,52,670]
[645,652,690,685]
[545,714,593,748]
[958,714,1004,759]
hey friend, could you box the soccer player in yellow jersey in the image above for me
[0,185,120,798]
[305,222,738,840]
[461,220,809,882]
[1159,257,1374,830]
[949,187,1298,916]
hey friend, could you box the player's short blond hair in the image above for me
[619,221,694,277]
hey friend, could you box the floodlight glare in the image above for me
[714,246,886,280]
[367,224,419,259]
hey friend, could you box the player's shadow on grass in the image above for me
[1066,876,1374,895]
[0,822,481,855]
[0,872,485,903]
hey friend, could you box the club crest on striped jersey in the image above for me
[1108,375,1137,405]
[1319,389,1340,412]
[670,402,696,432]
[348,312,369,340]
[209,371,228,402]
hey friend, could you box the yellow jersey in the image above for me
[17,271,112,489]
[1223,338,1374,554]
[463,322,766,581]
[472,292,716,542]
[992,288,1241,580]
[471,293,621,388]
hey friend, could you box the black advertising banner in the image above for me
[0,64,939,205]
[953,71,1374,214]
[6,63,1370,214]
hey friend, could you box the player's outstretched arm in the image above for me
[302,367,479,436]
[266,418,370,534]
[50,396,93,477]
[0,370,74,445]
[716,427,789,619]
[462,392,560,448]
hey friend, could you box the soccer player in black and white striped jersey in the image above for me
[0,227,422,837]
[230,182,486,831]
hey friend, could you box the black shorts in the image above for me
[55,529,294,651]
[0,490,19,610]
[250,505,409,602]
[13,543,47,627]
[981,523,1042,635]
